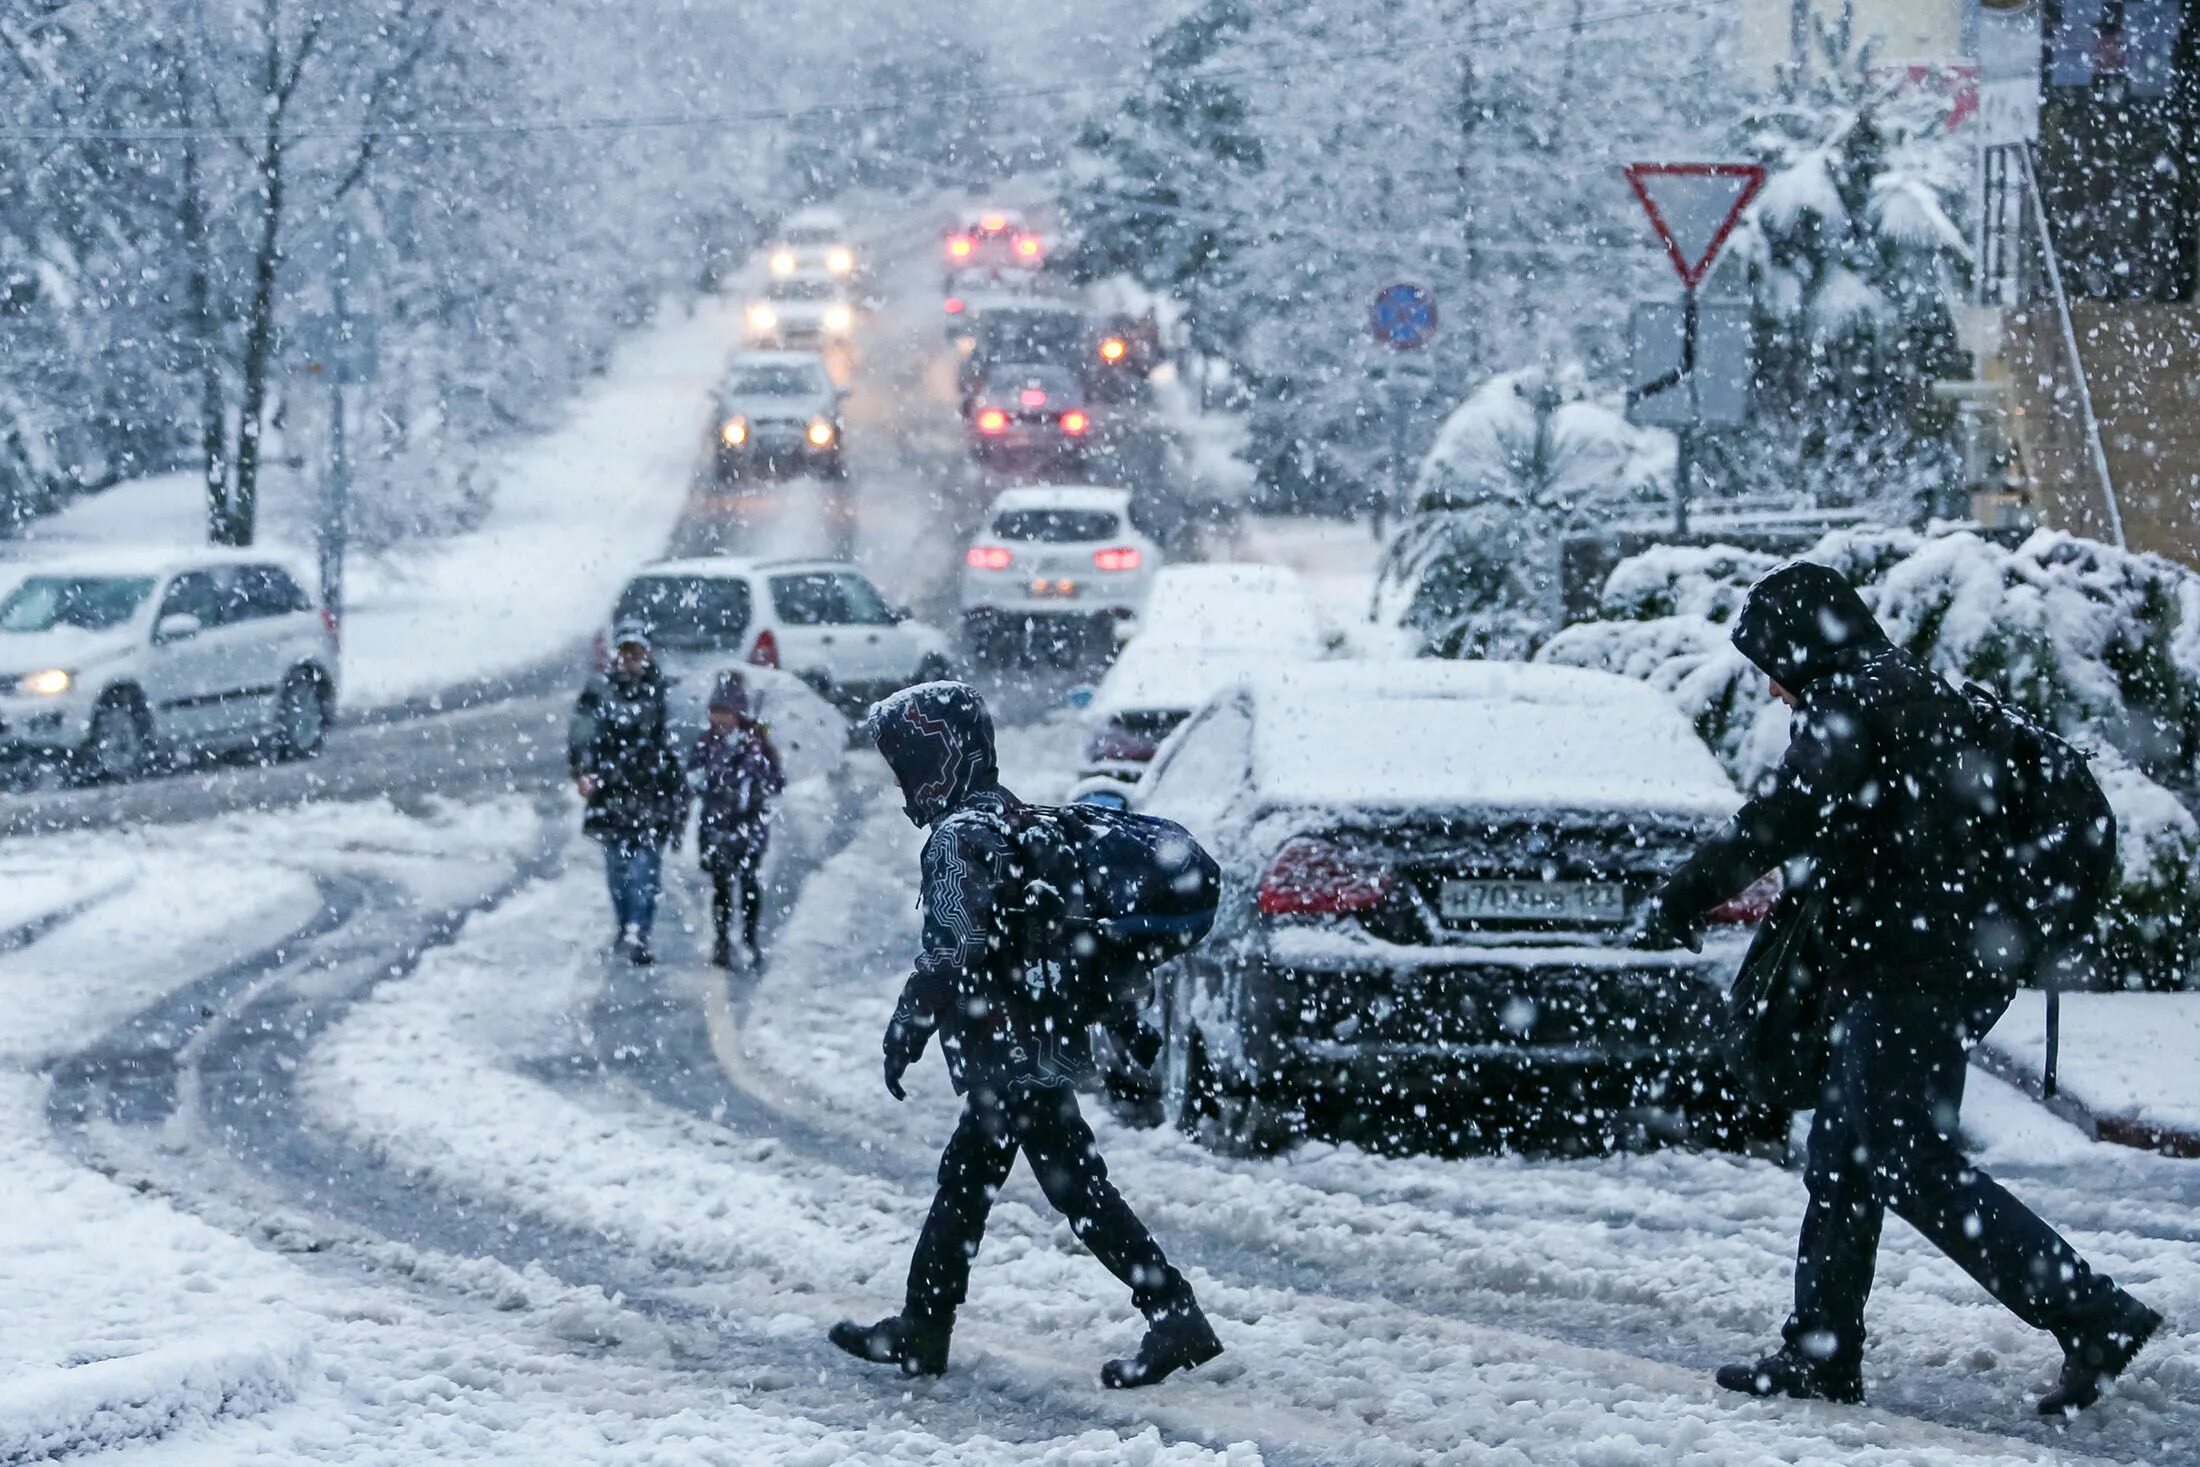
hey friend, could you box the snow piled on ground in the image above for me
[1986,991,2200,1138]
[1,296,744,709]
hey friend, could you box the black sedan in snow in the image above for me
[1111,660,1781,1155]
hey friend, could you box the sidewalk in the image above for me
[1978,988,2200,1158]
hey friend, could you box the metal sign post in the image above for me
[1369,283,1437,535]
[1622,163,1766,536]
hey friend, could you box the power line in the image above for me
[0,0,1731,145]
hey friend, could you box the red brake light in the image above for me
[979,213,1008,233]
[746,628,779,668]
[944,295,965,315]
[592,630,609,669]
[1060,410,1090,436]
[1258,837,1391,916]
[1014,234,1043,259]
[320,607,341,645]
[1708,871,1782,925]
[947,236,973,259]
[1019,387,1048,407]
[1092,545,1139,571]
[975,408,1008,434]
[966,545,1013,571]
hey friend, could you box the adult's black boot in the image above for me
[1715,1344,1864,1404]
[828,1314,950,1378]
[2037,1295,2161,1417]
[710,934,734,969]
[1101,1294,1222,1389]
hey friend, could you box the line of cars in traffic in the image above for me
[1063,560,1783,1158]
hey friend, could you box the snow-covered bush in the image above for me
[1373,368,1667,658]
[1539,528,2200,989]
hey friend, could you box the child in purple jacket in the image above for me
[690,672,785,967]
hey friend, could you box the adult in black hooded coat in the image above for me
[827,681,1222,1390]
[568,626,685,965]
[1645,562,2159,1416]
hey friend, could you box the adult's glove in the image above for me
[1632,891,1704,954]
[882,1018,929,1101]
[1112,1018,1163,1070]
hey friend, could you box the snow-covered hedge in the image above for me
[1538,528,2200,990]
[1374,367,1667,658]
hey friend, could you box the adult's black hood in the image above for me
[1730,561,1890,691]
[867,679,999,827]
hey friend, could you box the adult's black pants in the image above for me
[1789,990,2125,1366]
[905,1079,1182,1326]
[709,861,763,955]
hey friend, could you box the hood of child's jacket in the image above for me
[1731,561,1890,691]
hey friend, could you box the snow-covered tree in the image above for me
[1373,366,1667,658]
[1712,27,1973,519]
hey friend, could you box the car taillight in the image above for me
[1013,234,1042,259]
[1707,871,1782,925]
[1098,336,1128,363]
[1258,837,1391,916]
[746,629,779,668]
[944,295,965,315]
[320,607,341,647]
[1060,410,1090,436]
[979,213,1008,233]
[1019,387,1048,407]
[592,630,609,669]
[975,408,1008,434]
[946,236,973,259]
[966,545,1013,571]
[1093,545,1139,571]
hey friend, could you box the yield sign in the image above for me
[1624,163,1766,288]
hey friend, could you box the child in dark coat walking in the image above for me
[689,671,785,968]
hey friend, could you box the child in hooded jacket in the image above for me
[689,671,785,967]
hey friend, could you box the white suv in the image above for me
[0,548,340,781]
[606,558,953,723]
[959,485,1159,658]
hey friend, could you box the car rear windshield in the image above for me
[977,314,1085,363]
[727,366,821,397]
[614,576,751,649]
[993,509,1119,542]
[0,575,156,633]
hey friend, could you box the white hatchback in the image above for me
[0,547,340,781]
[607,558,953,723]
[959,486,1159,653]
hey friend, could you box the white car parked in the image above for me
[1082,563,1328,782]
[959,485,1159,658]
[0,548,339,781]
[607,558,953,723]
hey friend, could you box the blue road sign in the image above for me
[1370,283,1438,350]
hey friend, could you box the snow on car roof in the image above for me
[9,543,318,581]
[1243,660,1738,817]
[986,484,1130,513]
[1092,641,1273,719]
[1136,563,1322,654]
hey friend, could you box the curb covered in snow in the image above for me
[1971,1043,2200,1161]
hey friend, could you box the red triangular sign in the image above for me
[1625,163,1766,288]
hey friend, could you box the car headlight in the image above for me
[806,419,836,448]
[18,668,72,697]
[747,303,778,332]
[823,303,853,334]
[769,250,796,276]
[722,417,749,447]
[826,247,855,276]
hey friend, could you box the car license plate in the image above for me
[1440,879,1626,924]
[1028,578,1079,598]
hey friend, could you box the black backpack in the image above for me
[1004,804,1221,1027]
[1959,684,2118,978]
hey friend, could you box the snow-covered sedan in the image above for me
[965,365,1092,471]
[959,486,1158,661]
[1081,563,1327,782]
[1118,660,1778,1154]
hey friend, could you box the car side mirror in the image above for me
[887,603,910,624]
[155,612,204,643]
